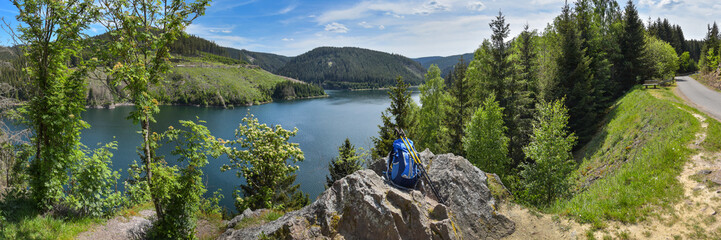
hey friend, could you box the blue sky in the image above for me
[0,0,719,58]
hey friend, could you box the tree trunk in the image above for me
[143,117,162,218]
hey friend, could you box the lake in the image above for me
[78,89,420,212]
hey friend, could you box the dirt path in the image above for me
[76,210,220,240]
[76,210,154,240]
[501,100,721,240]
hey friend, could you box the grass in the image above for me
[0,191,104,240]
[155,64,288,106]
[552,87,701,227]
[702,117,721,152]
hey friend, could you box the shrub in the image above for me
[67,142,123,218]
[222,114,308,211]
[148,119,228,239]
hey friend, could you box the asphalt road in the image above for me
[676,75,721,121]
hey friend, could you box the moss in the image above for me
[485,173,511,202]
[330,213,341,231]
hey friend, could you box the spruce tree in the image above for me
[617,0,645,92]
[701,22,720,72]
[508,25,538,166]
[554,3,596,144]
[326,138,363,187]
[372,77,416,159]
[445,59,472,156]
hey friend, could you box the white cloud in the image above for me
[467,1,486,11]
[278,4,297,14]
[379,25,386,30]
[282,38,295,41]
[359,21,373,28]
[415,0,450,15]
[325,22,349,33]
[385,12,405,19]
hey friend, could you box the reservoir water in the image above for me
[78,89,420,212]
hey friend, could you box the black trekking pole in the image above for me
[395,127,446,205]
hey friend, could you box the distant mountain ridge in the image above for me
[278,47,426,89]
[414,53,473,77]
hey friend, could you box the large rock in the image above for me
[219,150,515,240]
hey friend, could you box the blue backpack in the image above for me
[386,138,421,189]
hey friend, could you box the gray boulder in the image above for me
[219,150,515,240]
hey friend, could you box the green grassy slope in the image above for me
[155,65,285,106]
[551,87,702,227]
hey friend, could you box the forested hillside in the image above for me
[414,53,473,77]
[0,35,325,107]
[236,49,291,73]
[278,47,426,89]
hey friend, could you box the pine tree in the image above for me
[508,25,538,166]
[445,59,472,156]
[326,138,363,187]
[617,0,646,92]
[553,3,596,144]
[468,11,511,102]
[700,22,720,72]
[372,77,417,159]
[463,95,510,175]
[417,65,448,153]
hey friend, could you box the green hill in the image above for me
[278,47,426,89]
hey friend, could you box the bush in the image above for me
[148,119,228,239]
[123,160,151,207]
[66,142,123,218]
[222,114,308,211]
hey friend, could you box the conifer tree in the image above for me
[372,77,417,159]
[553,3,596,144]
[617,0,645,91]
[508,25,538,165]
[700,22,720,72]
[417,65,448,153]
[326,138,363,187]
[445,59,472,156]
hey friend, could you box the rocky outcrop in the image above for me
[219,150,515,240]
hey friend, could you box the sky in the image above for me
[0,0,719,58]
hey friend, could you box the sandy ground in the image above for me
[500,103,721,240]
[76,210,155,240]
[76,210,219,240]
